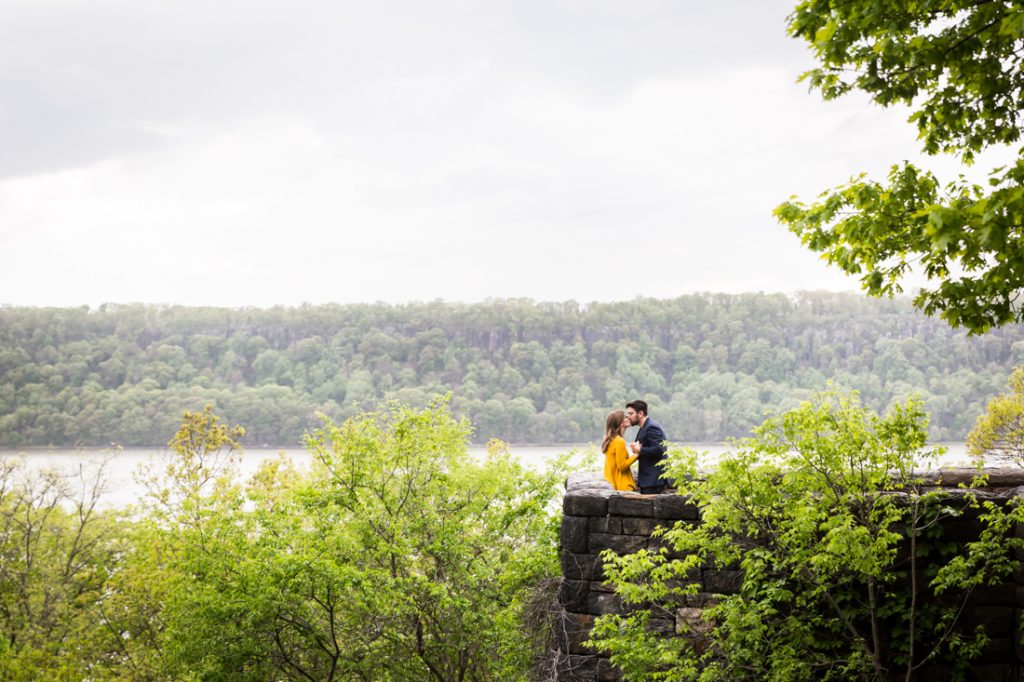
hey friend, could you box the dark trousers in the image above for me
[640,484,666,495]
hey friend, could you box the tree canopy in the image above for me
[0,402,569,680]
[2,295,1023,447]
[967,365,1024,463]
[776,0,1024,333]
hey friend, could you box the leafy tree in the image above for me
[776,0,1024,333]
[589,391,1015,680]
[297,400,566,680]
[0,455,129,680]
[140,403,245,535]
[967,365,1024,464]
[132,400,568,680]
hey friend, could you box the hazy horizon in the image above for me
[2,0,1015,308]
[1,288,874,310]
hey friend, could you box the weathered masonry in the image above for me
[554,470,1024,681]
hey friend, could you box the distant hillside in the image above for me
[1,293,1022,447]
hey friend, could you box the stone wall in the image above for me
[554,469,1024,681]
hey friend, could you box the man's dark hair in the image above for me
[626,400,648,416]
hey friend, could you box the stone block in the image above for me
[930,467,1024,487]
[1015,564,1024,585]
[653,494,699,520]
[701,552,741,570]
[967,583,1015,607]
[562,515,590,553]
[676,607,714,654]
[1016,610,1024,662]
[558,579,590,612]
[943,518,986,543]
[979,637,1014,663]
[586,591,624,616]
[647,536,692,562]
[663,575,703,597]
[589,516,622,534]
[703,569,743,594]
[961,606,1015,636]
[674,607,705,633]
[564,490,610,517]
[596,657,622,682]
[590,533,648,556]
[562,552,604,581]
[684,592,722,608]
[966,664,1016,682]
[978,469,1024,487]
[554,612,597,655]
[590,579,616,594]
[608,494,654,517]
[914,664,953,680]
[622,516,661,536]
[566,471,613,491]
[645,616,676,637]
[554,652,600,681]
[646,536,667,554]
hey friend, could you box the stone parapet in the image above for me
[554,469,1024,681]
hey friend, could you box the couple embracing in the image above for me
[602,399,670,495]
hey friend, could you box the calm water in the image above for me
[0,442,975,508]
[1,445,593,508]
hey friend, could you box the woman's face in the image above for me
[618,419,627,435]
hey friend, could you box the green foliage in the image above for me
[967,366,1024,463]
[589,391,1012,681]
[144,400,566,680]
[289,399,566,679]
[2,295,1023,447]
[777,1,1024,334]
[0,401,570,679]
[0,456,132,681]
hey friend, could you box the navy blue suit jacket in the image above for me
[634,418,668,489]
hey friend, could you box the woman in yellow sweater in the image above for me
[602,409,638,491]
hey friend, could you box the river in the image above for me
[0,442,979,508]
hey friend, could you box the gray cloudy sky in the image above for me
[0,0,1008,307]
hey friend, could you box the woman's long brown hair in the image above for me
[602,410,625,453]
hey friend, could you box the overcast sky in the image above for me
[0,0,1011,308]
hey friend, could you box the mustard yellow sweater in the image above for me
[603,435,638,491]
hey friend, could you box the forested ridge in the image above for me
[2,291,1022,448]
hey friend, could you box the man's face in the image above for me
[625,407,639,426]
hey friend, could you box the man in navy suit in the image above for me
[626,399,669,494]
